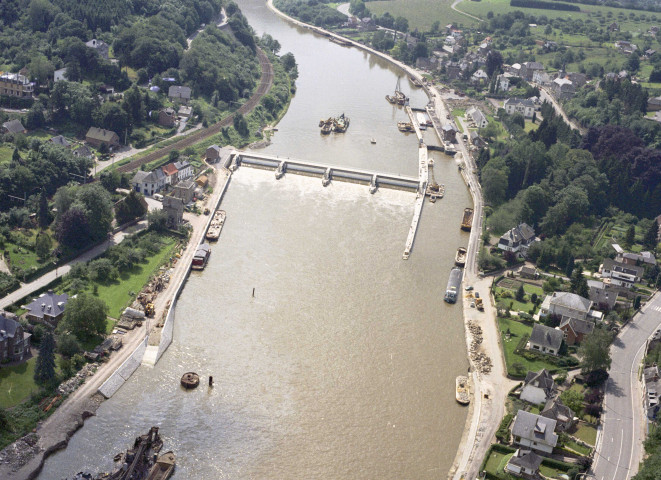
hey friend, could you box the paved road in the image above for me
[592,292,661,480]
[0,222,147,310]
[538,86,586,135]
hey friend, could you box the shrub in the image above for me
[496,414,514,442]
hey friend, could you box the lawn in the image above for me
[0,356,61,408]
[565,438,592,455]
[498,317,561,376]
[367,0,479,30]
[0,144,16,164]
[90,236,177,319]
[484,450,512,477]
[539,464,569,479]
[572,422,598,445]
[494,279,544,313]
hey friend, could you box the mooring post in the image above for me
[209,376,213,386]
[252,287,255,297]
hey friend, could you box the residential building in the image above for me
[206,145,222,163]
[162,195,184,227]
[25,290,68,327]
[522,61,544,81]
[178,105,193,119]
[442,124,457,142]
[532,70,552,86]
[541,398,575,431]
[85,127,120,150]
[85,39,109,59]
[520,369,557,405]
[466,106,488,129]
[609,22,619,32]
[0,312,31,363]
[49,135,71,148]
[552,77,575,100]
[504,98,535,118]
[497,223,537,255]
[616,251,656,266]
[646,96,660,111]
[559,317,594,345]
[157,108,177,127]
[601,258,644,289]
[615,40,637,54]
[506,449,543,477]
[161,163,179,185]
[540,292,592,322]
[497,74,510,92]
[168,85,192,103]
[174,160,193,181]
[508,63,523,77]
[471,69,488,85]
[2,119,27,135]
[0,72,34,98]
[528,324,564,356]
[131,170,166,197]
[73,145,94,159]
[567,72,588,88]
[517,265,539,280]
[511,410,559,454]
[54,68,67,82]
[469,130,487,148]
[588,280,617,311]
[172,179,196,204]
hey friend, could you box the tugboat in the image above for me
[146,451,176,480]
[332,113,350,133]
[191,243,210,270]
[320,118,333,135]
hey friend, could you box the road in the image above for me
[0,221,147,311]
[592,292,661,480]
[451,0,484,23]
[538,86,586,135]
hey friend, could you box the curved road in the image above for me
[592,292,661,480]
[451,0,484,23]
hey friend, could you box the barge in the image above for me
[205,210,226,241]
[191,243,210,270]
[456,376,470,405]
[461,207,473,231]
[398,121,414,133]
[455,247,467,267]
[444,266,462,303]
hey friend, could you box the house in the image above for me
[522,62,544,81]
[541,398,575,432]
[552,77,575,100]
[532,70,552,86]
[497,74,510,92]
[196,175,208,188]
[0,72,34,98]
[588,280,617,311]
[2,119,27,135]
[172,179,196,204]
[528,324,564,356]
[157,108,177,127]
[540,292,593,322]
[466,106,488,129]
[358,17,376,31]
[161,163,179,185]
[178,105,193,119]
[131,170,166,197]
[511,410,559,454]
[174,160,193,181]
[508,63,523,77]
[0,312,31,363]
[506,449,543,477]
[616,251,656,266]
[559,317,594,345]
[542,41,558,52]
[498,223,537,255]
[442,124,457,142]
[469,130,487,148]
[168,85,192,103]
[517,265,539,280]
[25,290,68,327]
[520,369,557,405]
[85,39,109,59]
[54,68,67,82]
[162,195,184,227]
[73,145,94,159]
[85,127,120,150]
[615,40,637,54]
[601,259,644,289]
[504,98,535,118]
[206,145,222,163]
[645,49,657,59]
[567,72,588,88]
[478,42,491,56]
[646,97,661,111]
[650,26,659,36]
[446,63,463,80]
[49,135,71,148]
[471,69,488,85]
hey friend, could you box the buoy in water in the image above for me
[209,376,213,387]
[181,372,200,389]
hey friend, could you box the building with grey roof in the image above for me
[25,290,68,327]
[601,258,644,289]
[559,317,595,345]
[540,292,593,322]
[49,135,71,148]
[520,369,556,405]
[168,85,192,103]
[511,410,558,454]
[541,397,575,431]
[504,98,535,118]
[528,324,564,356]
[616,251,656,266]
[506,449,543,477]
[85,39,109,59]
[2,119,26,135]
[466,106,488,129]
[497,223,537,256]
[0,312,31,363]
[131,170,166,197]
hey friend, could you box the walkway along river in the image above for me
[38,1,473,478]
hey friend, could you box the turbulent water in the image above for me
[40,1,472,478]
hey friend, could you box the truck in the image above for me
[475,298,484,311]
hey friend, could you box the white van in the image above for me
[153,193,163,201]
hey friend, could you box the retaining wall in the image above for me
[97,336,149,398]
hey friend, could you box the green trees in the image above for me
[115,191,147,225]
[644,220,659,250]
[35,232,52,259]
[94,103,130,136]
[34,331,56,386]
[54,184,113,250]
[515,284,525,302]
[570,267,589,298]
[579,328,613,373]
[58,292,108,341]
[38,190,51,228]
[559,388,584,415]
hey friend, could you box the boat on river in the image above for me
[398,122,413,133]
[456,376,470,405]
[461,208,473,231]
[192,243,210,270]
[205,210,226,241]
[370,138,376,144]
[386,78,408,106]
[455,247,467,267]
[332,113,350,133]
[146,451,176,480]
[320,117,333,135]
[410,76,423,88]
[444,267,462,303]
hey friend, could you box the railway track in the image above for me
[117,48,274,173]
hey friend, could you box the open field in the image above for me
[573,422,598,445]
[367,0,478,31]
[0,356,62,409]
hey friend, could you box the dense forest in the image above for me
[274,0,347,28]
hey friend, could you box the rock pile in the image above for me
[0,433,40,471]
[57,363,99,396]
[467,321,492,374]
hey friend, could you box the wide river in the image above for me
[41,1,471,478]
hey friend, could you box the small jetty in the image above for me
[456,376,470,405]
[181,372,200,389]
[461,208,474,231]
[205,210,226,241]
[455,247,467,267]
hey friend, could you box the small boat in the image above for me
[146,451,176,480]
[320,117,333,134]
[461,208,474,231]
[456,376,470,405]
[387,78,409,106]
[332,113,350,133]
[455,247,467,267]
[191,243,210,270]
[443,141,457,155]
[370,138,376,144]
[397,122,413,133]
[428,158,434,165]
[205,210,226,241]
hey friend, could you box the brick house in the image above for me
[0,312,31,363]
[86,127,120,150]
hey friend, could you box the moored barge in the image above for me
[444,266,462,303]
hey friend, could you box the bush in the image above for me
[496,414,514,442]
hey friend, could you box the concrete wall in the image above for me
[97,336,149,398]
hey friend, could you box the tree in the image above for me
[34,331,56,386]
[565,255,575,279]
[560,388,584,415]
[625,224,636,247]
[115,191,147,225]
[643,220,659,250]
[94,102,130,136]
[579,328,613,373]
[516,284,525,302]
[570,267,589,298]
[75,184,114,240]
[38,190,51,228]
[58,292,108,341]
[56,206,91,249]
[147,209,168,232]
[56,333,81,358]
[233,113,249,136]
[35,232,52,259]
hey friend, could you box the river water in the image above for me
[41,1,471,478]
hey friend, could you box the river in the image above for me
[40,1,471,478]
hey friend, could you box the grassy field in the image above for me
[494,279,544,313]
[572,422,598,445]
[484,450,511,477]
[0,144,16,164]
[367,0,478,31]
[499,317,560,375]
[0,356,62,408]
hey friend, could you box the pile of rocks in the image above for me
[0,433,40,471]
[57,363,99,396]
[467,321,492,374]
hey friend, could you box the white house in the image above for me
[528,324,564,356]
[539,292,592,322]
[497,74,510,92]
[504,98,535,118]
[174,160,193,181]
[497,223,536,255]
[506,449,543,477]
[466,106,488,129]
[600,259,644,289]
[131,170,166,197]
[511,410,558,454]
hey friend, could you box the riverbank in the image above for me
[265,1,509,478]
